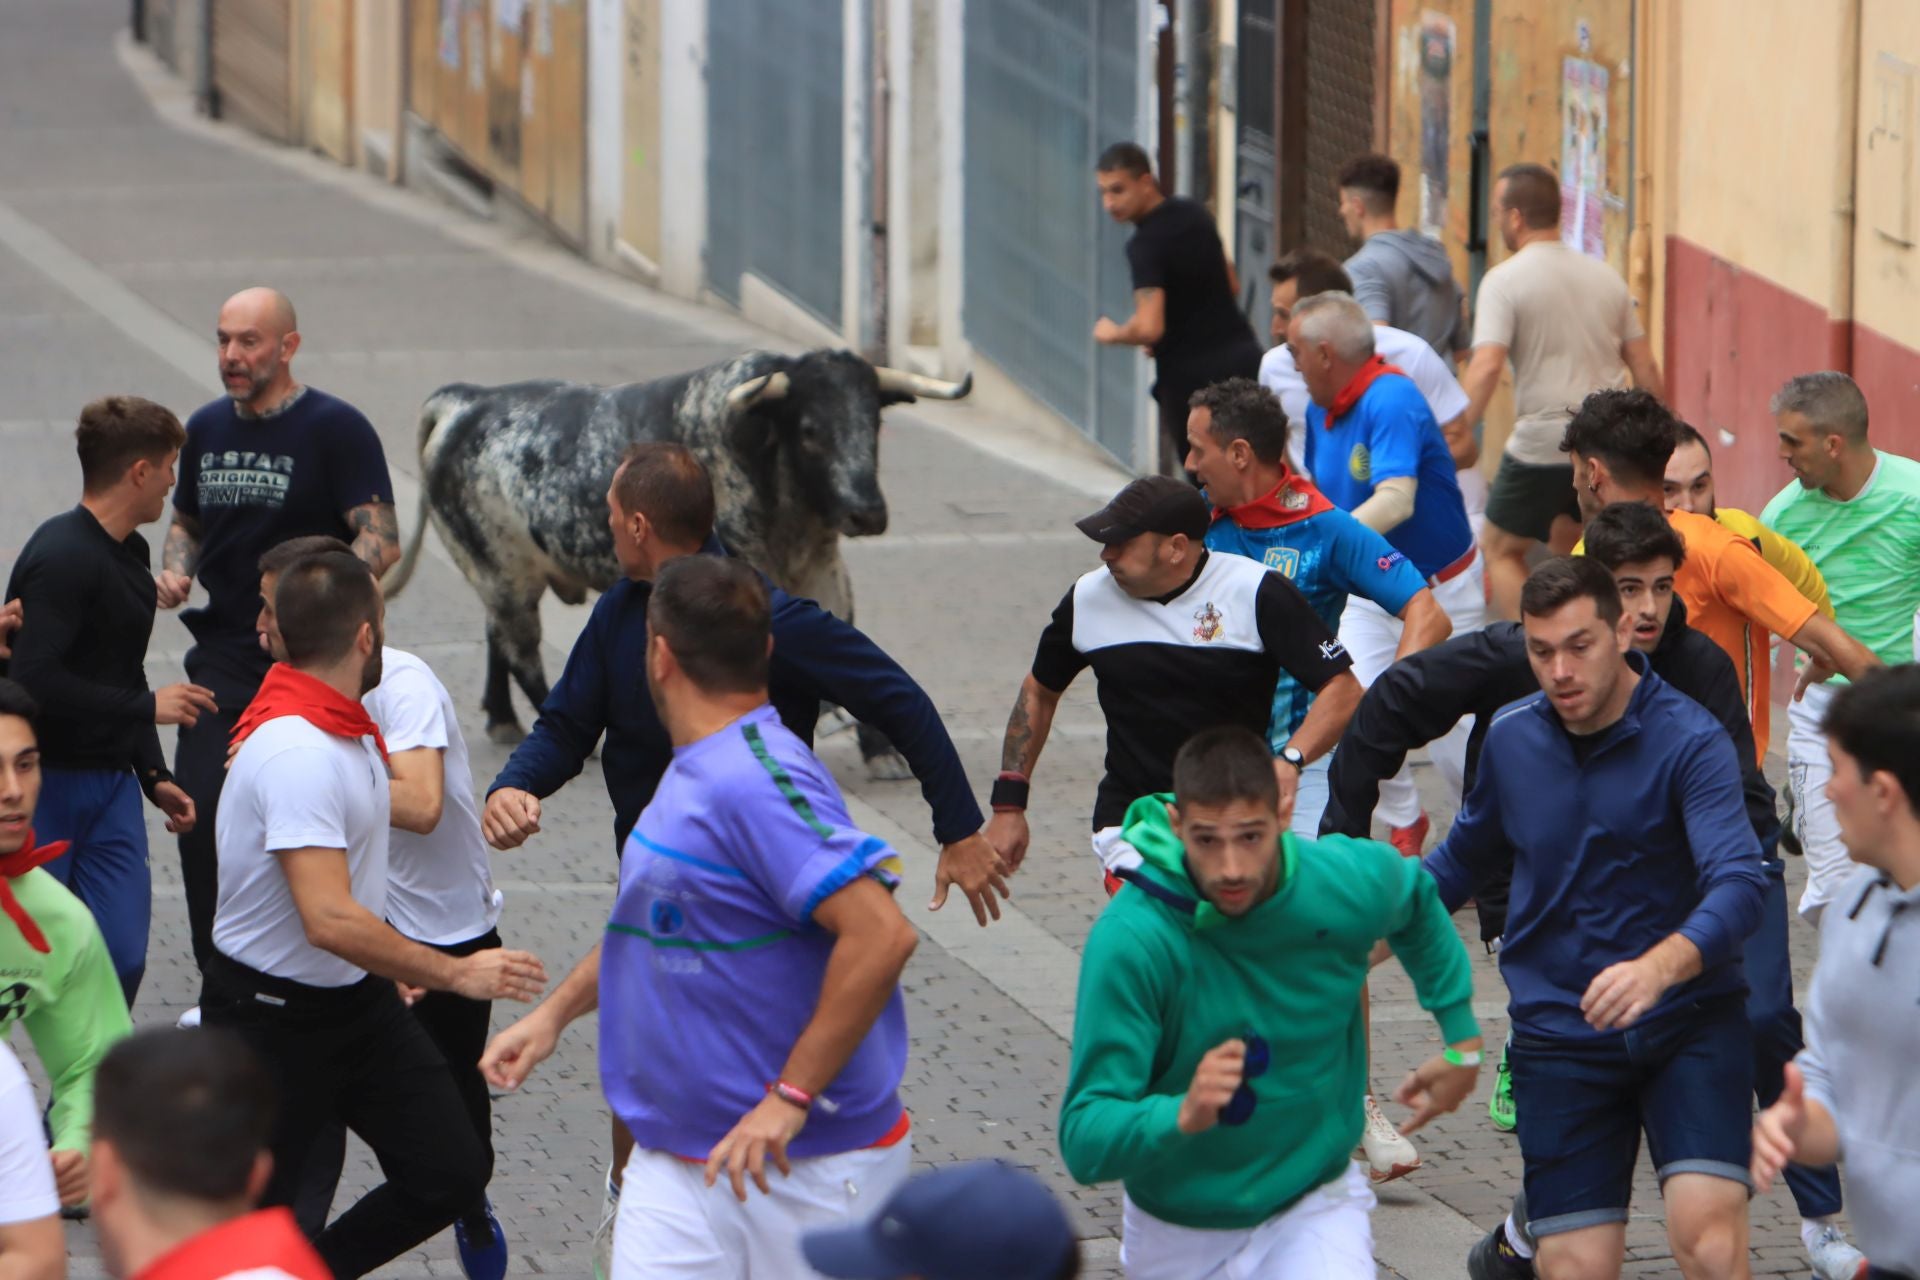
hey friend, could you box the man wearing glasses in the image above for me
[1058,726,1482,1278]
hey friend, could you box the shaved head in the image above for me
[221,287,297,337]
[216,288,301,412]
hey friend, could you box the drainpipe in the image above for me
[1830,0,1861,375]
[1173,0,1198,194]
[868,0,889,366]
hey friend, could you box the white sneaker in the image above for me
[1806,1223,1867,1280]
[1361,1093,1420,1183]
[175,1006,201,1029]
[591,1168,619,1280]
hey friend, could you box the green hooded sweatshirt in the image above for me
[1059,794,1479,1231]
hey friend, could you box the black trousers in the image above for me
[173,698,244,973]
[200,952,489,1280]
[408,929,500,1223]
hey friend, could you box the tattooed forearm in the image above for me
[162,513,201,576]
[347,501,401,575]
[1000,676,1060,776]
[1002,698,1033,772]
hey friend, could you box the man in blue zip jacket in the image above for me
[1420,556,1764,1280]
[478,441,1008,1255]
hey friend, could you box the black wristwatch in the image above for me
[1276,745,1305,771]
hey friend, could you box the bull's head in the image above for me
[725,350,971,538]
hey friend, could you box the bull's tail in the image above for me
[381,394,456,600]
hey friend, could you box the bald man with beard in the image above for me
[157,288,401,981]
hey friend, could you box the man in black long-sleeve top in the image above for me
[3,397,213,1003]
[1325,502,1850,1272]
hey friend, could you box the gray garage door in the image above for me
[707,0,844,326]
[964,0,1146,464]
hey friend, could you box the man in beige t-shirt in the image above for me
[1461,162,1665,618]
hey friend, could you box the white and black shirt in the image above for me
[1032,551,1352,828]
[213,715,391,987]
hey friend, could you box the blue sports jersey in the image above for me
[1304,375,1474,578]
[1207,508,1424,742]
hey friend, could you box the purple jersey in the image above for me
[600,704,908,1160]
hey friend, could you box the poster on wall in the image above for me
[1560,56,1608,259]
[438,0,462,69]
[1418,13,1454,241]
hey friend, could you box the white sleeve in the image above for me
[255,746,353,853]
[1257,346,1313,477]
[1406,342,1471,425]
[367,666,450,755]
[0,1046,58,1227]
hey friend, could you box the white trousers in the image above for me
[1787,683,1851,924]
[611,1139,912,1279]
[1338,554,1487,828]
[1120,1163,1378,1280]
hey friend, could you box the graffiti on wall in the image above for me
[1417,12,1455,240]
[1560,55,1608,258]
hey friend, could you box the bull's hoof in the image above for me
[487,721,527,746]
[863,747,913,782]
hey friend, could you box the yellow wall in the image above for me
[1853,0,1920,350]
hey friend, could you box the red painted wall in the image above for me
[1665,235,1920,514]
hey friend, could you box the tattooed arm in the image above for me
[981,676,1065,872]
[156,512,202,609]
[346,501,401,577]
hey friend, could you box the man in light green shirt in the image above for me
[0,677,134,1210]
[1762,371,1920,920]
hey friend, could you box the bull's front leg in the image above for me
[482,627,522,744]
[799,552,910,783]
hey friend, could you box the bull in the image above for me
[381,348,971,768]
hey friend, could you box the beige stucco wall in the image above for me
[1852,0,1920,349]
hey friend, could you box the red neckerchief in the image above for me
[1326,354,1410,429]
[231,663,389,762]
[0,830,69,954]
[133,1208,333,1280]
[1212,467,1337,529]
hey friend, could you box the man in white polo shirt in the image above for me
[0,1038,62,1278]
[254,535,512,1280]
[204,548,545,1280]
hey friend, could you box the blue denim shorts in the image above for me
[1509,993,1753,1238]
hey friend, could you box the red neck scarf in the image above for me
[1212,467,1337,529]
[231,662,389,761]
[0,830,69,954]
[1326,355,1410,429]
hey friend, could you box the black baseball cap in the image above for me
[1074,475,1210,545]
[800,1161,1077,1280]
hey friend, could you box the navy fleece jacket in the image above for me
[488,558,982,850]
[1421,652,1765,1039]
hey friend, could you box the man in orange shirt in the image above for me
[1561,390,1877,763]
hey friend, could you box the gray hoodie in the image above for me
[1345,230,1468,366]
[1798,864,1920,1273]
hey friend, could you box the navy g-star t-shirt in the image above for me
[173,388,394,698]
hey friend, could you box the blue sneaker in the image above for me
[454,1199,508,1280]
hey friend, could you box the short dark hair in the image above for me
[1561,388,1679,490]
[648,556,771,694]
[1497,162,1562,229]
[1337,153,1400,212]
[1267,250,1354,297]
[1582,502,1687,572]
[258,535,352,578]
[1190,378,1290,467]
[274,551,381,666]
[1521,555,1623,625]
[1823,664,1920,815]
[1673,420,1710,455]
[1172,726,1281,812]
[76,396,186,493]
[93,1028,276,1203]
[0,678,39,733]
[1095,141,1152,177]
[616,442,718,548]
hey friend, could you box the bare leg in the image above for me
[1663,1173,1751,1280]
[1534,1222,1626,1280]
[1481,523,1537,622]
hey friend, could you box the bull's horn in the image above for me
[874,366,973,400]
[726,371,791,412]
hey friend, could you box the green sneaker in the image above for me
[1488,1045,1517,1132]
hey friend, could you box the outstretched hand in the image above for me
[931,833,1010,926]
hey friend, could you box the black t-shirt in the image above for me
[1125,196,1261,378]
[173,388,394,698]
[2,507,168,786]
[1031,550,1353,828]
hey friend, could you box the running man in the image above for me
[1422,558,1765,1280]
[0,677,135,1213]
[1060,726,1481,1279]
[1753,663,1920,1279]
[0,1038,62,1280]
[1760,372,1920,921]
[982,475,1360,889]
[1662,421,1832,617]
[480,556,921,1278]
[1185,376,1448,1181]
[1290,289,1483,855]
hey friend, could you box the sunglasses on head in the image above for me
[1219,1033,1271,1127]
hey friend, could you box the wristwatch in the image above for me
[1276,745,1306,771]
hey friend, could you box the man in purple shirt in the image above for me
[478,555,920,1277]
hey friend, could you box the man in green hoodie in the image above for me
[1060,725,1482,1278]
